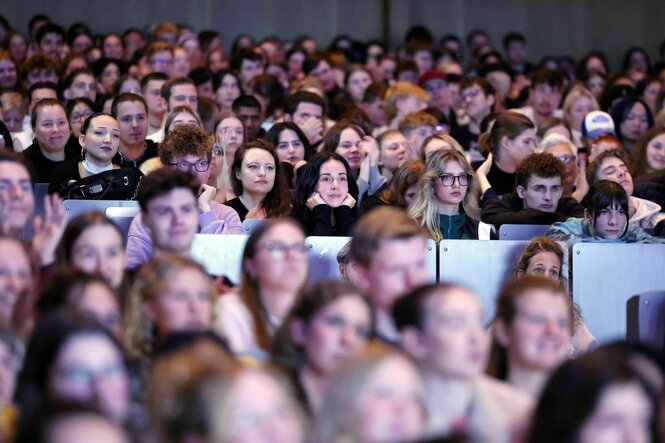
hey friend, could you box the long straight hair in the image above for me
[238,218,308,350]
[229,139,292,218]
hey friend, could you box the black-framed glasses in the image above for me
[439,173,470,187]
[165,160,210,172]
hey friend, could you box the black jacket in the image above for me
[481,189,584,229]
[485,162,516,196]
[634,171,665,209]
[23,136,80,183]
[293,204,358,236]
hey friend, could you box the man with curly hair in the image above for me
[480,152,584,229]
[125,124,243,269]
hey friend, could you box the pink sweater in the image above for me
[125,201,243,269]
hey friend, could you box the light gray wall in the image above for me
[3,0,664,69]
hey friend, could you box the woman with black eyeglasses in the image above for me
[409,149,495,240]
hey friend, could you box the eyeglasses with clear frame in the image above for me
[258,241,309,259]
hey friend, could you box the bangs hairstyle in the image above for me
[610,96,654,142]
[408,149,479,242]
[64,97,94,120]
[459,76,496,98]
[582,179,630,228]
[229,139,292,218]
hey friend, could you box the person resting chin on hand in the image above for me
[293,152,359,236]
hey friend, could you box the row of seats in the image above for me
[28,193,579,240]
[34,197,665,344]
[191,233,665,343]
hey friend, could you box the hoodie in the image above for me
[629,196,665,229]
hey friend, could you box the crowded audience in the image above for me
[2,12,665,443]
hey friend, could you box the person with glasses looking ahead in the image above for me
[214,218,309,359]
[125,124,243,270]
[451,76,496,155]
[409,149,494,240]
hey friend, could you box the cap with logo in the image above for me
[581,111,616,140]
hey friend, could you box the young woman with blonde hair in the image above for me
[409,149,493,240]
[562,85,599,147]
[311,341,427,443]
[124,255,216,359]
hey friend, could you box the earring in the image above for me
[80,148,87,160]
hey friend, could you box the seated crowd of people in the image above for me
[1,12,665,443]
